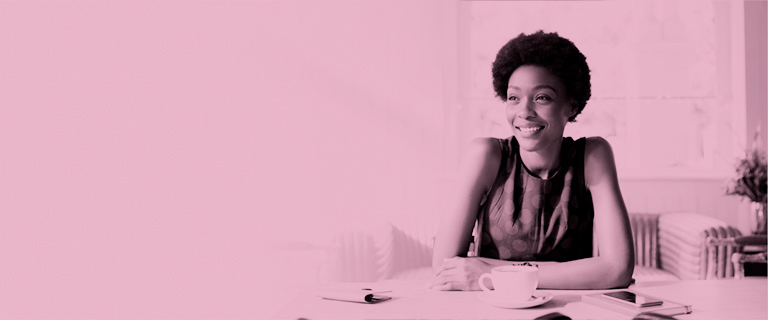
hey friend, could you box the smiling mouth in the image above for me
[516,126,544,133]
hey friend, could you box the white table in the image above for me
[271,279,767,319]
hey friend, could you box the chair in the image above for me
[630,212,742,281]
[706,235,767,279]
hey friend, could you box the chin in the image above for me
[514,134,559,153]
[514,137,542,152]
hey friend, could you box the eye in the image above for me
[535,94,552,102]
[507,95,519,102]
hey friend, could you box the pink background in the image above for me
[0,1,451,318]
[0,1,765,319]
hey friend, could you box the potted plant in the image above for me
[726,129,768,235]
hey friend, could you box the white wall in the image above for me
[0,1,455,318]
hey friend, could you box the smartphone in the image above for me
[602,291,663,307]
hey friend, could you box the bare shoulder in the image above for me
[458,137,503,193]
[584,136,613,159]
[583,136,618,188]
[466,137,502,161]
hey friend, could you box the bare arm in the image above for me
[431,138,501,271]
[531,137,634,289]
[430,137,634,290]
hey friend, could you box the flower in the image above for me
[726,128,767,203]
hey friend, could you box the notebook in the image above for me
[314,288,392,304]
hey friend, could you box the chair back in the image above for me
[658,213,742,279]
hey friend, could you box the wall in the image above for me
[0,1,454,318]
[619,179,744,226]
[745,0,768,150]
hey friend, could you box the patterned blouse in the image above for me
[475,136,594,262]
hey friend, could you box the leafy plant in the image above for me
[726,143,767,203]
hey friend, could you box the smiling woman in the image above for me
[505,65,576,178]
[429,31,635,291]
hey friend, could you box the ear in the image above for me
[567,100,579,118]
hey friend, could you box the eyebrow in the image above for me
[507,85,558,93]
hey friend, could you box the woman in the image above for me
[428,31,634,290]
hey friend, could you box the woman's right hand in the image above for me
[431,138,501,271]
[427,257,494,291]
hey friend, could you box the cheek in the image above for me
[562,107,574,120]
[548,113,566,126]
[505,107,514,121]
[553,117,571,132]
[549,106,571,126]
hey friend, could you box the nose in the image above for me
[518,98,536,119]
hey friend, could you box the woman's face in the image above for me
[505,65,575,153]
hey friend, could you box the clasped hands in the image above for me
[426,256,494,291]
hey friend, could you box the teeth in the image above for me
[518,126,543,133]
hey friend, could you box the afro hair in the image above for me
[491,30,591,122]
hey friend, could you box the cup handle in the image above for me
[478,273,492,292]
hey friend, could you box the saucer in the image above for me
[478,292,554,309]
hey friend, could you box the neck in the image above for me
[518,137,563,179]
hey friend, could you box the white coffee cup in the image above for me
[478,265,538,301]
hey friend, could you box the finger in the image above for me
[435,257,461,276]
[425,275,444,288]
[430,283,452,291]
[443,256,461,264]
[426,272,453,289]
[434,264,457,278]
[433,264,448,277]
[425,279,440,290]
[428,271,459,285]
[429,273,468,291]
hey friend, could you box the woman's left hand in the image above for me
[426,257,493,291]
